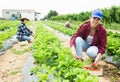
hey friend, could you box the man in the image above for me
[17,18,33,43]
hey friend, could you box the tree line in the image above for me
[47,6,120,24]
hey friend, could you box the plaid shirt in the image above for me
[17,22,32,38]
[70,21,107,54]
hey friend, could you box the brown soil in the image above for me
[0,45,30,82]
[0,23,35,82]
[100,61,120,82]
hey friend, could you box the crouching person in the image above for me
[16,18,33,43]
[70,9,107,66]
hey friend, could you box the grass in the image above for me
[11,46,32,55]
[8,70,20,75]
[0,44,3,50]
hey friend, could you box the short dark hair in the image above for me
[20,18,29,21]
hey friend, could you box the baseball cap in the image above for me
[92,9,103,20]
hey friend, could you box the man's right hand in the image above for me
[31,33,34,37]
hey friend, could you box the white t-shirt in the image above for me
[86,35,94,45]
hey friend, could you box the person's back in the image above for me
[64,21,71,28]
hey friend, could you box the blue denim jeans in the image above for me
[17,36,31,42]
[22,36,31,42]
[75,37,98,59]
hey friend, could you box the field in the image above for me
[0,20,120,82]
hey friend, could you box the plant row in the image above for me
[0,25,17,49]
[43,21,76,36]
[106,31,120,62]
[43,21,120,62]
[0,20,20,31]
[31,22,98,82]
[0,21,32,49]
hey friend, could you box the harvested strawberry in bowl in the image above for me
[84,64,100,71]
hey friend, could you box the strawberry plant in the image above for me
[32,22,98,82]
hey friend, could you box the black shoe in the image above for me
[77,57,84,62]
[92,59,94,63]
[28,41,31,43]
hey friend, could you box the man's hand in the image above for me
[31,33,34,37]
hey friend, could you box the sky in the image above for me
[0,0,120,18]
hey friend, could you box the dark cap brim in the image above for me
[92,15,102,20]
[20,18,30,21]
